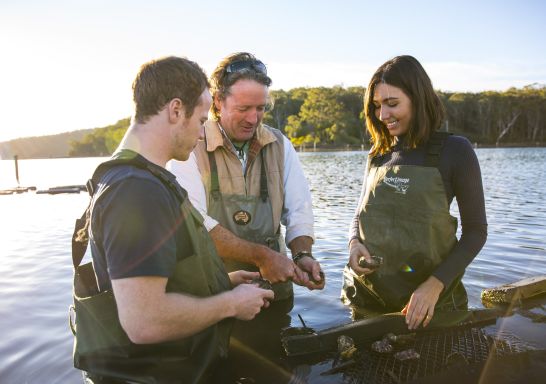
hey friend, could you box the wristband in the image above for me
[293,250,315,264]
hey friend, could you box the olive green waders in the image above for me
[205,133,294,380]
[343,134,468,311]
[207,138,293,302]
[70,157,232,384]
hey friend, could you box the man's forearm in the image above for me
[209,224,268,265]
[209,224,299,284]
[113,276,236,344]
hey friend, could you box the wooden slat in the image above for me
[481,275,546,304]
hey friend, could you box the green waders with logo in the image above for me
[207,146,293,302]
[70,157,233,384]
[207,143,293,381]
[343,133,468,312]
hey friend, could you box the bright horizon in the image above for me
[1,0,545,142]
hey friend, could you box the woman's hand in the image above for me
[228,270,261,287]
[348,239,374,275]
[402,275,444,330]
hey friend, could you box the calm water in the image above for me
[1,148,545,383]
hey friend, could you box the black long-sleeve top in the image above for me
[349,135,487,287]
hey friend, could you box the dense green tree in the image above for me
[442,85,546,145]
[262,89,305,131]
[281,87,364,145]
[69,118,129,157]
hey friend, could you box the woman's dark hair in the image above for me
[364,55,445,156]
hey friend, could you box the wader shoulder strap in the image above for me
[424,131,452,168]
[72,157,186,269]
[259,153,268,202]
[208,151,221,201]
[366,131,451,170]
[207,148,269,202]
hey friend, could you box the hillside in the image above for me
[0,129,94,159]
[0,117,130,160]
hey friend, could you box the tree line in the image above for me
[69,118,130,157]
[439,85,545,145]
[69,84,545,156]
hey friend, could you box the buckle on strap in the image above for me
[68,305,76,336]
[85,179,95,196]
[265,236,279,249]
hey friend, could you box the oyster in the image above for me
[358,255,383,269]
[371,338,393,354]
[385,332,416,346]
[394,349,420,361]
[251,277,273,290]
[310,271,325,284]
[337,335,357,359]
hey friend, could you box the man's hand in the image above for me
[402,275,444,330]
[228,270,260,287]
[229,283,274,320]
[112,275,273,344]
[256,246,298,284]
[210,226,300,284]
[295,256,325,290]
[348,239,374,276]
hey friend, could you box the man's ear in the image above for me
[168,98,185,123]
[213,94,223,113]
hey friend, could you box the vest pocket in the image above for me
[73,263,132,366]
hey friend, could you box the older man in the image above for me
[169,52,324,303]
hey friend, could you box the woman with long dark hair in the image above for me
[343,55,487,330]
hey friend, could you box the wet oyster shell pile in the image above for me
[370,332,419,360]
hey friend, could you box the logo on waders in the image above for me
[383,176,410,194]
[233,210,251,225]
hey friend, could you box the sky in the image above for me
[0,0,545,142]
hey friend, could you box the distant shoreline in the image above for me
[2,141,546,160]
[295,141,546,153]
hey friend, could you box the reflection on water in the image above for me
[0,148,545,383]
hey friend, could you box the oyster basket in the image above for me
[341,326,534,384]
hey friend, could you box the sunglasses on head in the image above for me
[225,59,267,75]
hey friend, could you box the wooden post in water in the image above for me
[14,155,20,186]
